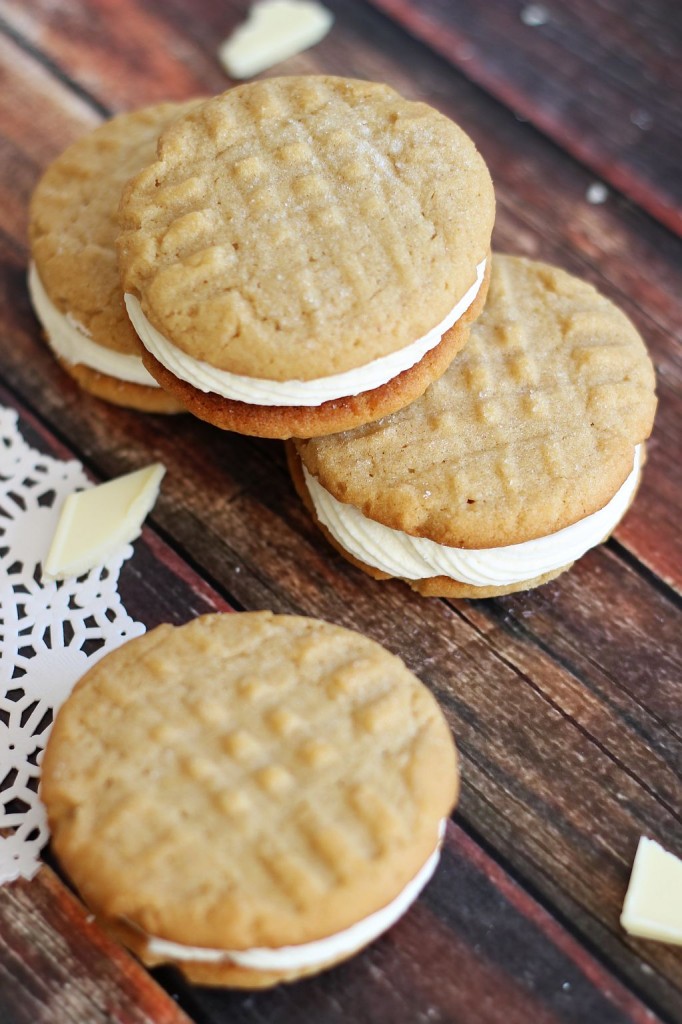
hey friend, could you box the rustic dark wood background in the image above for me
[0,1,680,1022]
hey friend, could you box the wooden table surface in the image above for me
[0,1,680,1022]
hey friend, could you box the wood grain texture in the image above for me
[368,0,682,235]
[0,0,680,1021]
[0,866,193,1024]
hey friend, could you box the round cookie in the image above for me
[28,102,201,413]
[118,75,495,438]
[41,612,458,987]
[291,254,657,598]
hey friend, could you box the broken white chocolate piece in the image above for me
[621,837,682,945]
[43,464,165,581]
[218,0,333,79]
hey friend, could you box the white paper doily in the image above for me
[0,408,145,883]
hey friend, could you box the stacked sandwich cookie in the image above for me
[117,76,495,438]
[28,76,495,432]
[41,612,458,987]
[28,103,201,413]
[289,255,657,598]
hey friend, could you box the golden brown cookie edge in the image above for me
[103,914,366,988]
[137,260,490,438]
[54,354,185,413]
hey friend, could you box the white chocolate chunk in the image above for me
[621,837,682,945]
[218,0,333,79]
[43,464,165,581]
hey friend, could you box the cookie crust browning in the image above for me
[42,613,458,955]
[139,260,489,437]
[55,355,185,414]
[118,76,494,380]
[297,255,657,546]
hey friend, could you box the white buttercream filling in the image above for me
[28,263,161,388]
[143,821,445,970]
[303,446,642,587]
[124,258,486,407]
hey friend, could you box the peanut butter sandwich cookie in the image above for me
[289,255,657,598]
[29,102,200,413]
[118,76,494,438]
[41,612,458,987]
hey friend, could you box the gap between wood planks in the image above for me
[609,539,682,613]
[449,602,681,818]
[454,813,678,1024]
[0,13,110,117]
[456,585,681,744]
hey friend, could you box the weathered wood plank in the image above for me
[368,0,682,235]
[0,867,194,1024]
[0,0,219,109]
[0,31,99,244]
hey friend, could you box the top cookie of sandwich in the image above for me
[41,612,457,950]
[118,76,494,381]
[29,101,200,356]
[297,255,657,547]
